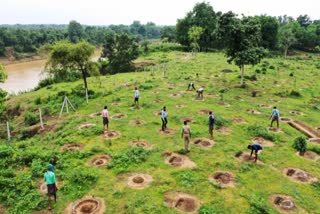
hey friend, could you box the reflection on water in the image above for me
[0,49,101,94]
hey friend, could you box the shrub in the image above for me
[214,114,230,128]
[293,136,307,155]
[289,90,301,97]
[34,97,42,105]
[247,124,275,141]
[24,112,39,126]
[269,65,275,69]
[289,72,294,77]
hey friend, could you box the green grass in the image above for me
[1,51,320,213]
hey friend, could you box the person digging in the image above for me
[247,144,263,163]
[134,87,140,108]
[187,82,196,91]
[181,121,191,152]
[208,111,215,139]
[270,106,280,129]
[102,106,109,131]
[161,106,168,131]
[197,87,204,99]
[44,164,58,210]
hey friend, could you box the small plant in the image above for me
[247,124,275,141]
[289,90,301,97]
[293,136,307,156]
[34,97,42,105]
[24,111,39,126]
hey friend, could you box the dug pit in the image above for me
[89,112,100,118]
[259,104,272,108]
[164,192,200,213]
[153,111,162,116]
[296,151,320,161]
[270,194,296,212]
[158,128,177,135]
[219,102,231,107]
[171,93,181,97]
[164,153,196,168]
[103,131,120,140]
[128,119,146,126]
[130,140,151,149]
[176,104,187,108]
[235,151,262,163]
[283,168,318,183]
[280,117,292,123]
[252,137,274,147]
[90,155,112,167]
[233,118,246,124]
[288,120,320,138]
[199,109,211,115]
[78,123,96,130]
[111,113,126,120]
[127,173,153,189]
[193,138,214,148]
[309,138,320,145]
[65,197,106,214]
[217,127,232,135]
[180,117,194,123]
[268,127,282,133]
[61,143,84,152]
[246,109,261,114]
[289,111,304,116]
[209,171,235,188]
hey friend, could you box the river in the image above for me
[0,49,101,94]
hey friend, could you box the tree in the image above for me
[293,136,307,156]
[278,23,297,58]
[161,26,176,42]
[101,33,139,73]
[46,41,95,90]
[0,64,7,83]
[257,16,279,50]
[225,16,267,86]
[68,20,84,43]
[188,26,203,52]
[297,15,312,28]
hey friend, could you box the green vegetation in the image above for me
[293,136,307,155]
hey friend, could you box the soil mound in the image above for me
[89,112,100,118]
[127,173,153,189]
[153,99,163,103]
[153,111,162,116]
[288,120,320,138]
[219,102,231,107]
[283,168,317,183]
[130,140,151,149]
[128,119,146,126]
[171,93,181,97]
[90,155,112,166]
[192,138,214,148]
[111,113,126,120]
[259,104,272,108]
[289,111,304,116]
[176,104,187,108]
[164,192,200,213]
[235,151,262,163]
[246,109,261,114]
[270,194,296,212]
[158,128,177,135]
[280,117,292,123]
[111,102,121,106]
[209,171,235,188]
[78,123,96,129]
[309,138,320,145]
[199,109,211,115]
[217,127,232,135]
[233,118,246,124]
[252,137,274,147]
[103,131,120,140]
[180,117,194,123]
[164,153,196,168]
[296,151,320,161]
[64,197,105,214]
[62,143,84,152]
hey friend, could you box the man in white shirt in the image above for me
[197,87,204,99]
[134,87,140,107]
[161,106,168,131]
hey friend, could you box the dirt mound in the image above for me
[111,113,126,120]
[164,192,200,213]
[193,138,214,148]
[296,151,320,161]
[270,194,296,212]
[153,99,163,103]
[90,155,112,166]
[180,117,194,123]
[219,102,231,107]
[217,127,232,135]
[280,117,292,123]
[209,171,235,188]
[259,104,272,108]
[246,109,261,114]
[289,111,304,116]
[171,93,181,97]
[268,127,282,133]
[283,168,318,183]
[130,140,151,149]
[199,109,211,115]
[235,151,262,163]
[64,197,106,214]
[89,112,100,118]
[128,119,146,126]
[62,143,84,151]
[78,123,96,129]
[111,102,121,106]
[103,131,120,140]
[176,104,187,108]
[309,138,320,145]
[127,173,153,189]
[164,153,196,168]
[158,128,177,135]
[252,137,274,147]
[288,120,320,138]
[233,118,246,124]
[153,111,162,116]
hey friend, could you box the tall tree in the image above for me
[161,26,176,42]
[297,15,312,28]
[46,41,95,89]
[188,26,204,52]
[68,20,84,43]
[225,17,267,86]
[257,16,279,50]
[278,23,298,58]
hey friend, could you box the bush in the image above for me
[289,90,301,97]
[293,136,307,155]
[24,112,39,126]
[269,65,275,69]
[34,97,42,105]
[214,114,230,128]
[247,124,275,141]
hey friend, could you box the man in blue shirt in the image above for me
[247,144,263,163]
[208,111,215,138]
[270,106,280,128]
[161,106,168,131]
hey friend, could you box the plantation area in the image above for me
[1,50,320,213]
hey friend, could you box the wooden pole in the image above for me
[39,108,44,129]
[7,121,11,142]
[86,88,89,104]
[59,97,66,118]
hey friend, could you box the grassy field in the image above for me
[1,50,320,214]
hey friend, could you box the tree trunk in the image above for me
[284,47,288,59]
[240,65,244,86]
[81,68,88,90]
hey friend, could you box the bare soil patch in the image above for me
[90,155,112,167]
[217,127,232,135]
[78,123,96,130]
[280,117,292,123]
[270,194,296,212]
[103,131,120,140]
[219,102,231,107]
[309,138,320,145]
[158,128,177,135]
[128,119,146,126]
[129,140,151,149]
[170,93,181,97]
[252,137,274,147]
[111,113,126,120]
[246,109,261,115]
[176,104,187,108]
[259,104,272,108]
[198,109,211,115]
[164,191,200,213]
[111,102,121,106]
[192,138,214,149]
[61,143,84,152]
[235,151,262,163]
[164,153,196,168]
[89,112,100,118]
[180,117,194,123]
[288,120,320,138]
[153,111,162,116]
[296,151,320,161]
[153,99,163,103]
[233,117,246,124]
[268,127,282,133]
[126,173,153,189]
[64,197,106,214]
[283,168,318,183]
[0,205,6,214]
[209,171,235,188]
[289,111,304,116]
